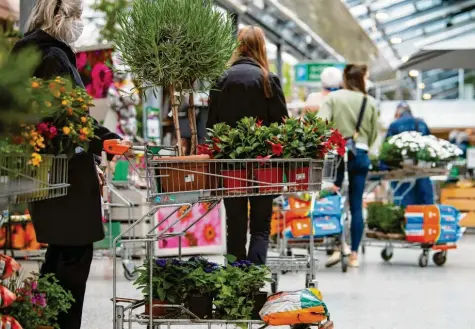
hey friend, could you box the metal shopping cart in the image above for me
[362,165,458,267]
[103,140,332,329]
[0,154,69,262]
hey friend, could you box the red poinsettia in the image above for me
[256,119,263,127]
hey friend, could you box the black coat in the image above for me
[207,58,288,128]
[12,29,120,246]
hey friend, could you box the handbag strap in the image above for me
[353,95,367,139]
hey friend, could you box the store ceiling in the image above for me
[343,0,475,99]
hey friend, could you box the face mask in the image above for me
[66,20,84,44]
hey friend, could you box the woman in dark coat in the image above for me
[207,26,288,265]
[12,0,129,327]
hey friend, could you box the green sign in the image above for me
[295,62,346,85]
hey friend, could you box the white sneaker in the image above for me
[325,251,341,268]
[349,258,360,268]
[342,244,351,256]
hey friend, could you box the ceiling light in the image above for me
[409,70,419,77]
[422,93,432,100]
[401,56,409,62]
[390,37,403,44]
[375,12,389,20]
[418,83,426,89]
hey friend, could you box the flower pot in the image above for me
[255,168,284,193]
[252,291,268,320]
[157,155,210,193]
[287,166,310,192]
[187,294,213,319]
[144,299,172,317]
[221,169,249,194]
[37,326,54,329]
[402,158,416,167]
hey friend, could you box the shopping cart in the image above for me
[362,165,461,267]
[103,140,332,329]
[0,154,69,261]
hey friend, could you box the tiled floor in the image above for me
[20,234,475,329]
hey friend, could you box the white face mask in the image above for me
[65,20,84,44]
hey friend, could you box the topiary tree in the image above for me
[113,0,237,155]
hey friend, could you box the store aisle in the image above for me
[20,235,475,329]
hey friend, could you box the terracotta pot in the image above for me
[157,155,209,193]
[187,294,213,319]
[144,299,171,317]
[255,168,284,193]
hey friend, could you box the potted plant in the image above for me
[4,273,74,329]
[134,258,191,316]
[113,0,237,156]
[182,257,221,319]
[366,202,405,239]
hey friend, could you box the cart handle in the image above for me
[103,139,144,155]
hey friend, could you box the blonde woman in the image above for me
[12,1,129,327]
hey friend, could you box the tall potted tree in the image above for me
[113,0,237,155]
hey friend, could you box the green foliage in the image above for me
[4,273,74,329]
[91,0,130,43]
[367,202,405,234]
[379,141,403,167]
[112,0,238,91]
[0,35,41,137]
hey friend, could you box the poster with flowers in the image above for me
[155,201,226,256]
[76,47,114,99]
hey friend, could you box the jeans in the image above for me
[335,149,370,252]
[391,177,434,207]
[224,196,274,265]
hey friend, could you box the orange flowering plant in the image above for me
[1,77,97,166]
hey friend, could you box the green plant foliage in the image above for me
[91,0,130,43]
[113,0,238,91]
[367,202,405,234]
[0,35,41,136]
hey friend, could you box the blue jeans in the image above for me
[335,149,370,252]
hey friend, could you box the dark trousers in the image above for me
[224,196,274,265]
[335,149,370,252]
[41,244,94,329]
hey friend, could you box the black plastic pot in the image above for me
[188,294,213,319]
[252,291,268,320]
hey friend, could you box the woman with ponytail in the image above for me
[207,25,288,265]
[12,1,127,327]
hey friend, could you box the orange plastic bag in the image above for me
[0,315,23,329]
[289,218,312,237]
[0,286,17,308]
[286,197,311,221]
[0,254,21,280]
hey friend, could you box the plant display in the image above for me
[366,202,405,235]
[2,273,74,329]
[0,77,97,166]
[113,0,238,155]
[380,132,463,168]
[134,256,271,320]
[201,114,345,160]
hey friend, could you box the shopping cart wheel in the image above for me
[286,248,293,257]
[271,273,278,294]
[123,262,138,281]
[433,251,447,266]
[341,255,348,273]
[381,248,393,262]
[418,252,429,268]
[361,244,366,255]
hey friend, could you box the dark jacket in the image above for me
[207,58,288,128]
[12,29,120,246]
[387,111,431,137]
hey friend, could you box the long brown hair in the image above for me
[343,64,368,95]
[231,26,272,98]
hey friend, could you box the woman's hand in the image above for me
[97,165,105,196]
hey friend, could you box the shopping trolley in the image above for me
[103,140,333,329]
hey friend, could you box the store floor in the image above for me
[21,235,475,329]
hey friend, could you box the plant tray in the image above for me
[366,230,405,241]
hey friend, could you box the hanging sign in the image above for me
[294,62,346,85]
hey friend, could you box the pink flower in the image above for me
[195,208,222,246]
[37,123,48,134]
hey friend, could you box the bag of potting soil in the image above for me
[0,315,23,329]
[0,254,21,280]
[0,286,16,308]
[260,288,329,326]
